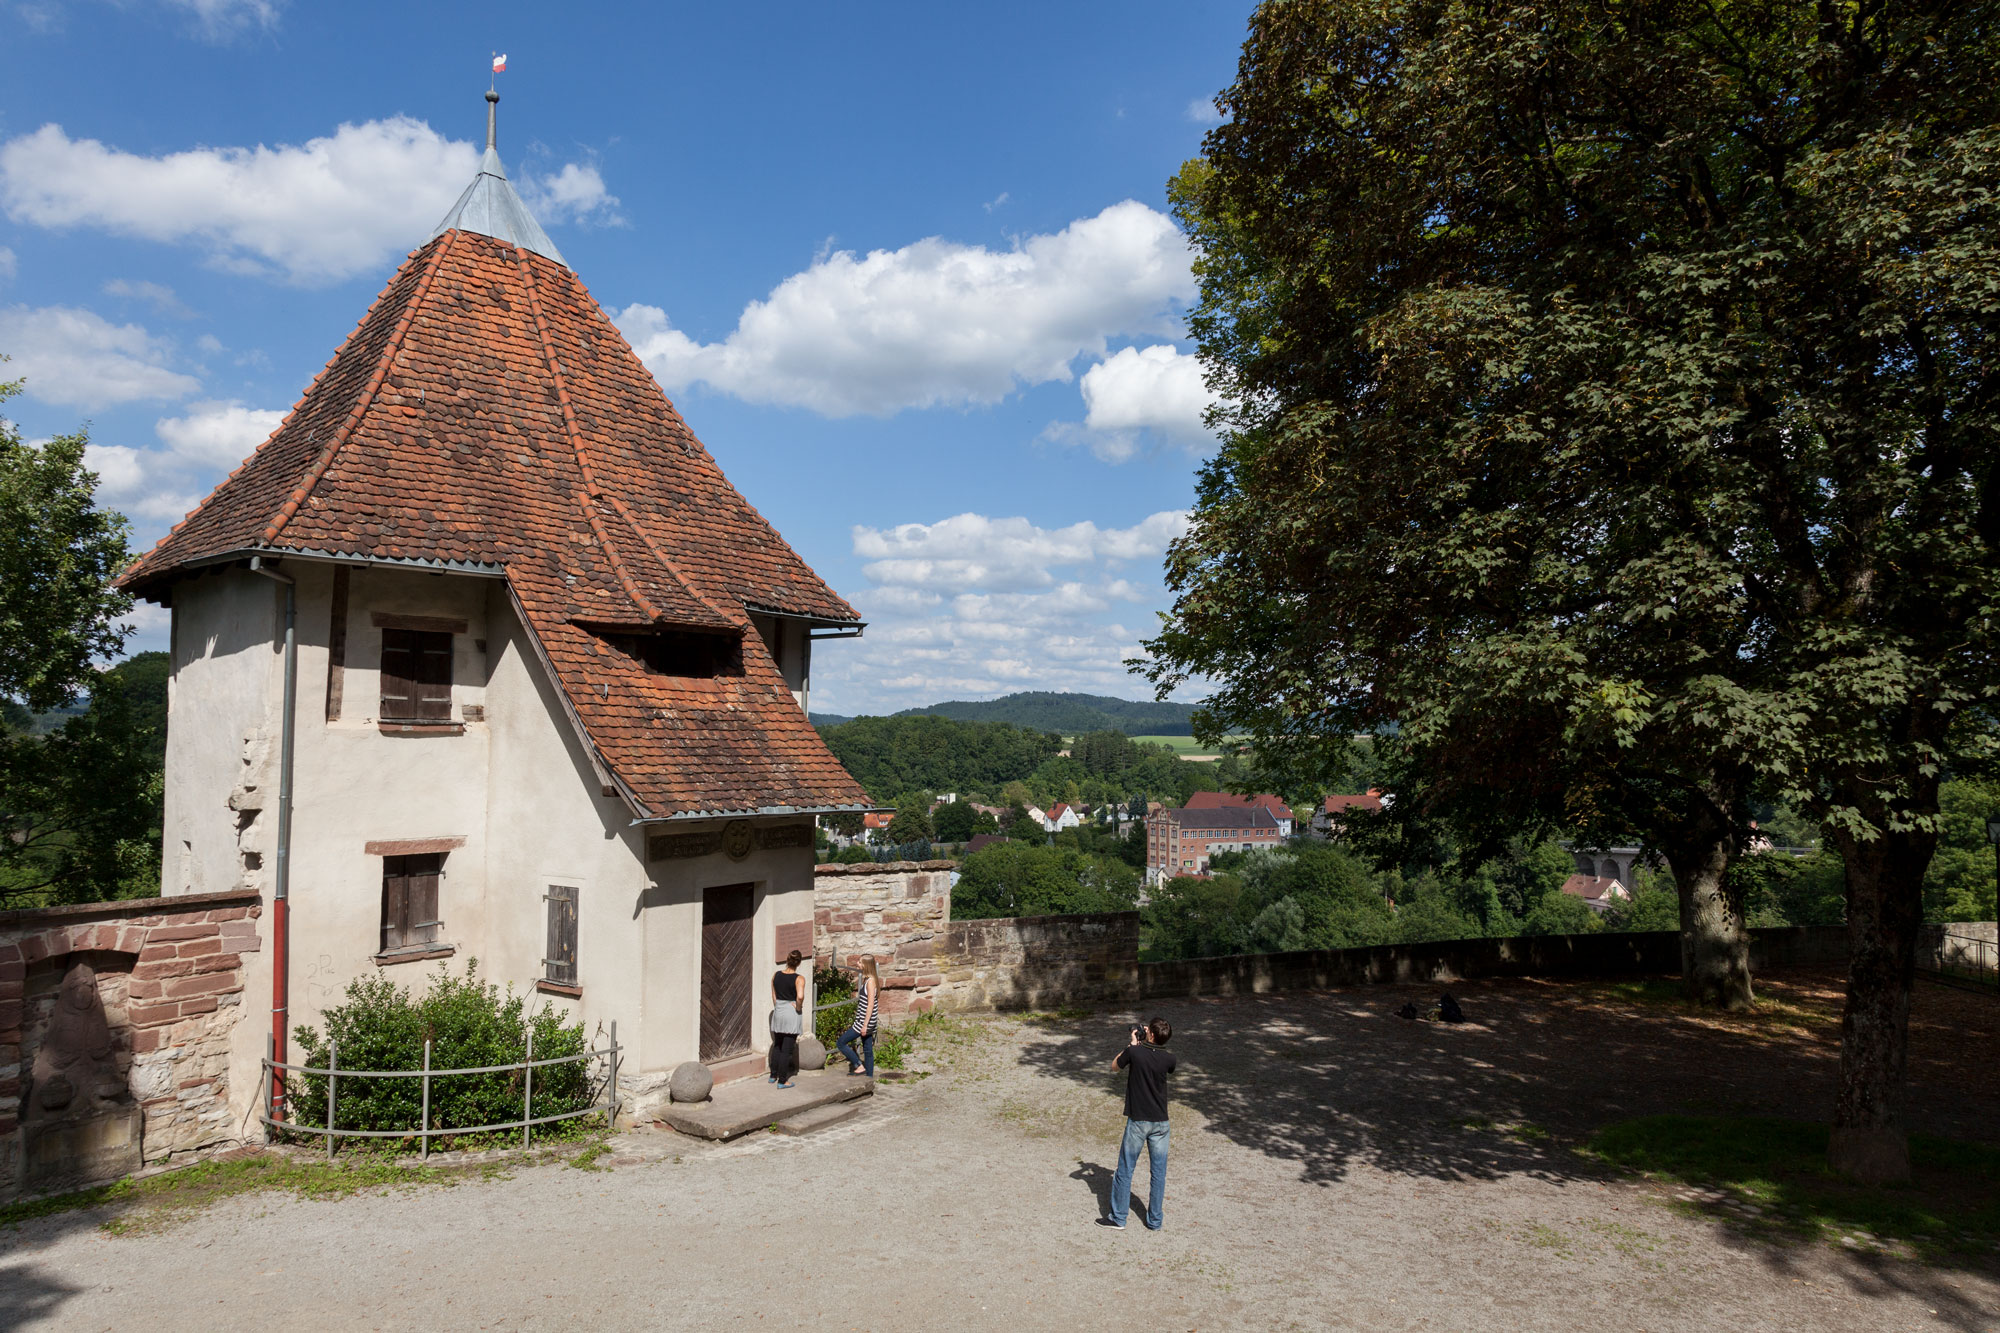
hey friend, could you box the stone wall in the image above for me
[1137,924,1850,999]
[811,863,1863,1020]
[0,889,261,1199]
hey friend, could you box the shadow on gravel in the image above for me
[1012,969,2000,1327]
[0,1261,83,1331]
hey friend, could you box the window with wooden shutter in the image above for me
[380,628,453,721]
[381,853,444,952]
[544,885,578,985]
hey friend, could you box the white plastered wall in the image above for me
[164,561,826,1127]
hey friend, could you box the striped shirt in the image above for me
[853,977,878,1033]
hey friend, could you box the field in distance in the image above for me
[1127,734,1240,759]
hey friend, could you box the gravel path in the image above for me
[1,968,1995,1332]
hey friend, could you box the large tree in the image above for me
[1147,0,1998,1182]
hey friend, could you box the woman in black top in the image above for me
[769,949,805,1088]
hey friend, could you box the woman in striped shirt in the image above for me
[836,954,880,1077]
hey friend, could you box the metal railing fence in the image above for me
[259,1021,620,1159]
[1920,930,1999,990]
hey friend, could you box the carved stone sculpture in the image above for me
[27,961,120,1118]
[20,959,142,1195]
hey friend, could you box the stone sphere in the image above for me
[797,1036,827,1071]
[668,1061,713,1104]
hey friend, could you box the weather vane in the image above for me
[490,50,507,93]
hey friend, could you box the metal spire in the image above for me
[430,87,566,266]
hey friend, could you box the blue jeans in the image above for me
[1110,1118,1169,1228]
[836,1027,875,1076]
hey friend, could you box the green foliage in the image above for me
[1,662,165,908]
[813,966,857,1052]
[817,715,1061,803]
[931,799,977,843]
[1519,890,1602,938]
[951,842,1140,920]
[289,961,594,1147]
[825,810,865,838]
[1922,779,2000,923]
[1587,1115,2000,1258]
[832,844,873,864]
[1004,804,1046,843]
[1142,874,1247,960]
[886,793,932,844]
[1608,888,1683,933]
[1735,852,1849,928]
[1143,0,2000,1009]
[0,377,133,712]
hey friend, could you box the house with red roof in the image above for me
[1312,789,1385,839]
[1042,802,1084,833]
[1560,875,1632,913]
[1144,805,1283,884]
[117,94,871,1104]
[1183,791,1295,837]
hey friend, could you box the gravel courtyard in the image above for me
[2,967,1996,1332]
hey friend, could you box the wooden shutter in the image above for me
[381,855,411,951]
[379,629,417,719]
[380,628,452,721]
[545,885,578,985]
[414,631,453,720]
[380,852,444,952]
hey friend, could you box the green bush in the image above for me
[812,965,858,1052]
[289,960,594,1148]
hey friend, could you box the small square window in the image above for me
[380,629,453,721]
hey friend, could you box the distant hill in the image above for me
[891,691,1198,736]
[808,712,853,728]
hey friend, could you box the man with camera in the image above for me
[1097,1016,1176,1230]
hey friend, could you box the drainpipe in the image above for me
[248,556,296,1118]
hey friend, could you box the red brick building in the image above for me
[1146,806,1283,885]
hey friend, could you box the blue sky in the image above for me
[0,0,1253,715]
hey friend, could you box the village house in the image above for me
[1561,875,1632,913]
[1145,805,1283,885]
[1311,789,1384,839]
[1042,802,1084,834]
[1183,790,1295,837]
[115,94,872,1108]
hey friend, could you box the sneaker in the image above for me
[1094,1217,1126,1229]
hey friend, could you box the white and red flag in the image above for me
[492,53,507,74]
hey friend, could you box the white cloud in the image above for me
[164,0,281,37]
[1186,97,1224,127]
[0,120,615,286]
[0,246,14,281]
[811,509,1190,713]
[102,277,192,318]
[982,191,1009,214]
[616,200,1193,416]
[154,398,283,469]
[82,398,282,527]
[518,161,621,226]
[1052,343,1220,462]
[852,510,1188,593]
[0,304,198,407]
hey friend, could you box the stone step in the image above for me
[772,1101,862,1136]
[659,1069,872,1141]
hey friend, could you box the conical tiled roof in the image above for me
[121,139,870,819]
[431,93,564,265]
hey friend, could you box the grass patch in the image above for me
[567,1142,609,1172]
[0,1151,508,1237]
[1586,1115,2000,1260]
[875,1009,973,1071]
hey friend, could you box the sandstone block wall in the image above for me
[0,889,261,1198]
[813,863,1139,1018]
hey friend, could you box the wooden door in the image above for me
[699,884,755,1060]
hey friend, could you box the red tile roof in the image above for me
[119,228,869,820]
[1185,791,1292,820]
[1322,790,1384,815]
[1560,874,1627,903]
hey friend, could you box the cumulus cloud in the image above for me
[0,304,198,408]
[1186,97,1224,127]
[518,161,622,226]
[1048,343,1219,462]
[82,398,282,527]
[0,120,615,286]
[810,509,1189,712]
[853,510,1188,593]
[615,200,1193,416]
[154,398,284,468]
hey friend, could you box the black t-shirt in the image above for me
[1115,1042,1177,1121]
[773,971,799,1002]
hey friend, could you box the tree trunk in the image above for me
[1662,829,1755,1010]
[1657,771,1754,1010]
[1825,819,1933,1185]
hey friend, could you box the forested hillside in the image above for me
[893,691,1199,735]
